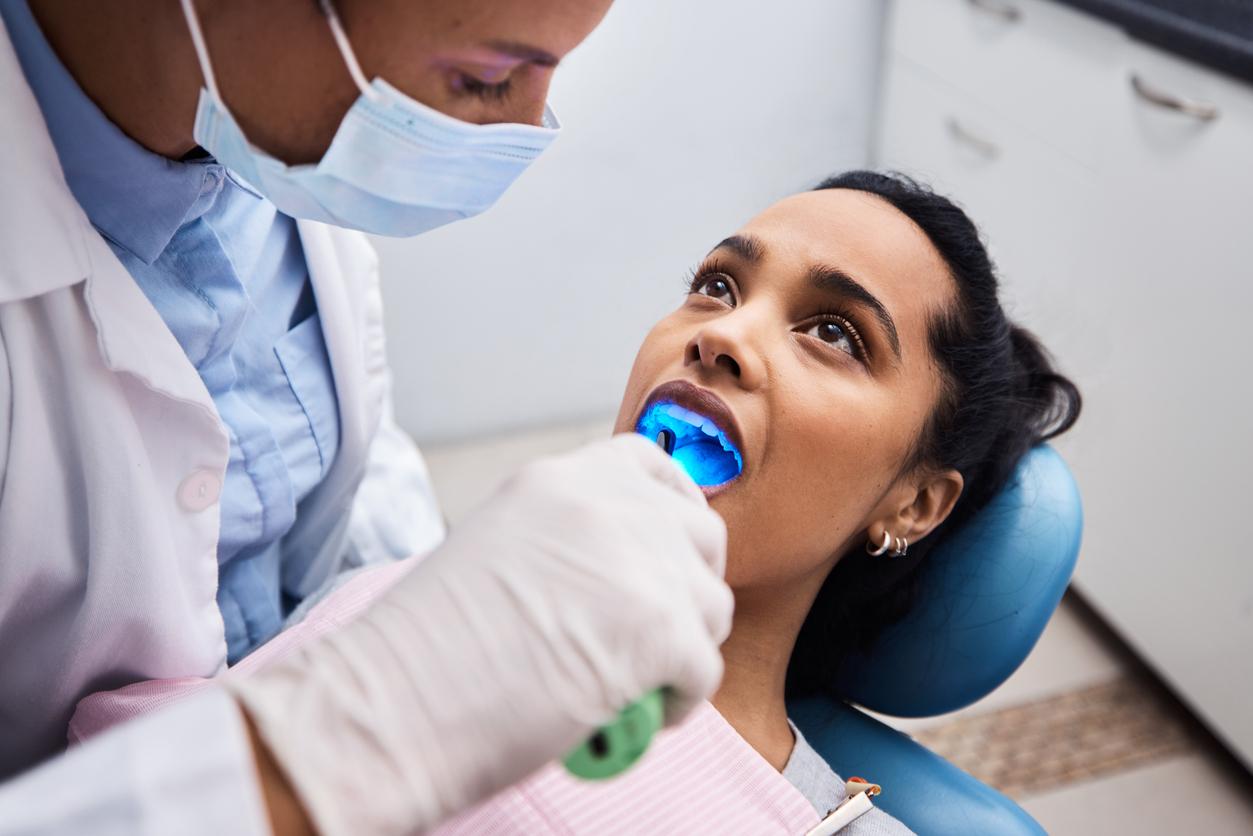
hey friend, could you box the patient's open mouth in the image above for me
[636,384,745,489]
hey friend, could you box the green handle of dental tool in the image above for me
[562,688,665,780]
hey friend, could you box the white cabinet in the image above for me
[877,59,1102,375]
[885,0,1123,167]
[878,0,1253,768]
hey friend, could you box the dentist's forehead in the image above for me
[400,0,613,57]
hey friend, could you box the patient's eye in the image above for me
[690,273,736,306]
[802,318,860,358]
[700,276,733,301]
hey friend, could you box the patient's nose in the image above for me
[686,324,764,389]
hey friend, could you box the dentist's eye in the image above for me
[454,73,514,101]
[801,316,866,360]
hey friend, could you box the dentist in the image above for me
[0,0,732,833]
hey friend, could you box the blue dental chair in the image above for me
[789,445,1083,835]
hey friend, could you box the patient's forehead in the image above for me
[737,189,957,323]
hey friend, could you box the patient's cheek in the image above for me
[714,486,847,595]
[613,338,672,434]
[710,502,748,587]
[722,554,754,591]
[714,499,789,590]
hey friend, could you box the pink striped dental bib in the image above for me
[69,558,821,835]
[436,701,819,835]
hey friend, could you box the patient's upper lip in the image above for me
[641,380,747,473]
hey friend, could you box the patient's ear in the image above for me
[876,469,964,545]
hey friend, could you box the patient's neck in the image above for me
[712,584,817,772]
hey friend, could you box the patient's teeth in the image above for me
[654,401,740,461]
[667,404,703,429]
[663,404,691,425]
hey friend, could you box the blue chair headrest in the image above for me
[832,445,1083,717]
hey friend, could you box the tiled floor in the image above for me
[420,418,1253,835]
[933,600,1253,835]
[913,677,1197,799]
[1023,753,1253,835]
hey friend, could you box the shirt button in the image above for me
[178,469,222,512]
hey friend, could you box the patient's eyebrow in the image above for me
[710,234,765,263]
[809,265,902,360]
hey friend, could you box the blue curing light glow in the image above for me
[636,401,744,488]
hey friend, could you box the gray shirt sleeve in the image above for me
[783,720,916,835]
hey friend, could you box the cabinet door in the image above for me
[1069,39,1253,766]
[879,31,1253,766]
[888,0,1124,167]
[876,58,1104,387]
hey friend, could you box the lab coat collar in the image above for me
[281,219,374,595]
[0,20,218,414]
[0,0,214,267]
[0,18,374,489]
[0,16,92,305]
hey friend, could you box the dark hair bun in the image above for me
[787,171,1081,698]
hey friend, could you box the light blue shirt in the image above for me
[2,0,341,663]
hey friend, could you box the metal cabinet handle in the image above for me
[1130,74,1219,121]
[946,118,1001,158]
[967,0,1022,22]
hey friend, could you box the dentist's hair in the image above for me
[787,170,1081,697]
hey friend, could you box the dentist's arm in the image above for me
[0,688,272,836]
[0,435,729,836]
[232,433,732,835]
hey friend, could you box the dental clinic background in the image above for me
[378,1,884,440]
[380,0,1253,833]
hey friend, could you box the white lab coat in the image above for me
[0,19,443,831]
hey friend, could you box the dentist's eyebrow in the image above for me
[710,234,765,262]
[483,40,560,67]
[808,265,902,360]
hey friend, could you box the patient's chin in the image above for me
[717,512,839,600]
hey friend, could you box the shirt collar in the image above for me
[0,0,219,265]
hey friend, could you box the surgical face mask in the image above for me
[177,0,560,237]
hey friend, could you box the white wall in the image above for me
[373,0,886,443]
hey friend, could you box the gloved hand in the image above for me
[229,433,733,836]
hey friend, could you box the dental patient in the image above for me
[442,170,1080,833]
[599,171,1075,828]
[68,171,1079,833]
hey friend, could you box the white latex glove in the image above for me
[230,433,733,835]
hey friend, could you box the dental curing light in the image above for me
[563,429,672,781]
[562,688,665,781]
[635,401,743,488]
[564,406,743,781]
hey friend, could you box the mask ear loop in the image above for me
[178,0,224,106]
[319,0,383,103]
